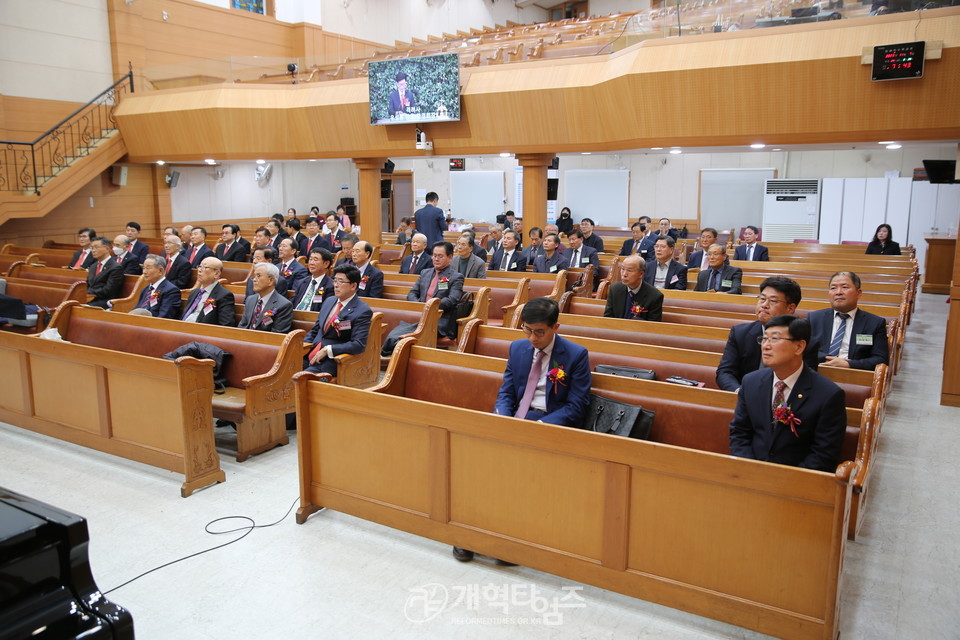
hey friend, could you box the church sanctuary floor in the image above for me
[1,293,957,640]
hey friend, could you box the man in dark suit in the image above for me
[694,244,742,294]
[285,217,306,250]
[387,71,417,116]
[733,226,769,262]
[265,220,288,249]
[292,247,335,313]
[619,222,648,258]
[304,264,373,377]
[132,255,181,319]
[579,218,604,252]
[532,233,569,274]
[716,276,819,391]
[643,235,687,290]
[604,254,663,322]
[484,224,504,255]
[565,229,600,272]
[299,216,324,256]
[85,237,124,308]
[729,315,846,472]
[493,296,592,425]
[351,241,384,298]
[521,227,543,264]
[414,192,446,248]
[161,235,193,289]
[250,227,274,262]
[320,213,346,253]
[686,227,721,271]
[215,223,249,262]
[181,257,235,326]
[124,222,150,265]
[808,271,889,370]
[111,235,143,275]
[489,229,527,272]
[238,262,293,333]
[275,238,309,292]
[452,233,487,279]
[184,227,214,268]
[69,227,97,269]
[245,247,289,298]
[399,233,431,275]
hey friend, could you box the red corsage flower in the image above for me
[204,297,216,307]
[361,276,369,284]
[773,404,802,438]
[547,365,567,392]
[439,276,450,284]
[631,304,646,318]
[283,269,293,278]
[149,290,161,300]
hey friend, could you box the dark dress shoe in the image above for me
[452,547,474,562]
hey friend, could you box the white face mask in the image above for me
[113,246,124,256]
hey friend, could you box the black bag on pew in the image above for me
[595,364,656,380]
[162,341,231,394]
[580,394,655,440]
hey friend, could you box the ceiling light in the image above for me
[878,141,895,145]
[650,147,663,150]
[581,152,592,155]
[771,148,782,151]
[499,152,511,158]
[204,158,216,165]
[156,160,165,166]
[669,149,682,155]
[309,159,317,162]
[750,143,766,149]
[886,144,902,150]
[256,159,266,165]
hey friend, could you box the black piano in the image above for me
[0,488,134,639]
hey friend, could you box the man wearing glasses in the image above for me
[729,315,846,472]
[180,257,235,326]
[716,276,819,392]
[238,262,293,333]
[304,264,372,378]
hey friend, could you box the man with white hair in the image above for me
[238,262,293,333]
[400,233,431,275]
[180,257,235,326]
[161,235,192,289]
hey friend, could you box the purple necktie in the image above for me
[514,350,545,418]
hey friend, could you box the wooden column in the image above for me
[353,157,386,245]
[516,153,555,235]
[942,234,960,406]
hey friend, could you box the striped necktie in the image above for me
[827,313,850,357]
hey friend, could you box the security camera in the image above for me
[415,127,432,151]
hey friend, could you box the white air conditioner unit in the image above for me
[761,179,822,242]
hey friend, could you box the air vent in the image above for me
[765,179,820,195]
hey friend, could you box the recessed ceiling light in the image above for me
[256,159,266,165]
[771,148,782,151]
[204,158,216,165]
[581,152,592,155]
[156,160,165,166]
[878,141,895,145]
[750,143,766,149]
[886,144,902,150]
[651,147,663,150]
[309,159,317,162]
[499,152,511,158]
[669,149,682,155]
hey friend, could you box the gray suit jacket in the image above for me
[238,289,293,333]
[450,253,487,279]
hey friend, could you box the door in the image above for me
[391,171,414,232]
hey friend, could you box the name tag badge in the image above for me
[856,334,873,346]
[549,265,558,272]
[359,281,367,290]
[581,256,590,264]
[670,275,679,284]
[339,320,352,330]
[438,282,449,290]
[721,279,733,288]
[149,298,158,307]
[203,304,214,315]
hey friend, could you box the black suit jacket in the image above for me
[182,283,235,326]
[643,259,687,290]
[184,244,214,268]
[533,252,569,274]
[162,253,193,290]
[488,248,527,272]
[807,308,889,370]
[408,266,464,339]
[291,275,334,312]
[865,241,901,256]
[278,259,310,292]
[603,281,663,322]
[216,242,248,263]
[619,237,649,257]
[565,245,600,272]
[582,233,604,253]
[70,249,96,270]
[414,204,446,247]
[733,243,770,262]
[127,240,149,265]
[86,260,124,307]
[400,252,431,275]
[694,265,743,294]
[114,253,142,276]
[357,264,384,298]
[716,320,820,391]
[299,235,324,256]
[134,278,181,319]
[729,366,846,472]
[319,230,345,253]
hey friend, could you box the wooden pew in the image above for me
[8,264,147,309]
[0,304,224,497]
[0,277,88,333]
[293,343,860,638]
[47,301,304,462]
[1,255,39,275]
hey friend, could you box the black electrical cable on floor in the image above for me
[103,496,311,595]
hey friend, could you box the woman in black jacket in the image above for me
[866,223,901,255]
[556,207,574,235]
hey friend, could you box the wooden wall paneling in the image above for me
[0,96,85,143]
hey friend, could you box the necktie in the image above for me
[323,301,343,332]
[828,312,850,357]
[426,270,440,298]
[408,255,418,274]
[73,251,87,268]
[182,289,205,319]
[307,237,314,253]
[116,255,123,265]
[95,262,103,276]
[165,256,173,275]
[140,285,154,308]
[635,240,641,254]
[773,380,787,411]
[571,250,579,267]
[500,251,509,270]
[249,299,264,327]
[747,245,754,261]
[189,245,198,263]
[514,350,545,418]
[710,269,721,291]
[298,279,318,311]
[701,252,709,270]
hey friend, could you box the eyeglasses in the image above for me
[757,336,799,345]
[520,325,548,338]
[756,296,784,307]
[333,278,351,285]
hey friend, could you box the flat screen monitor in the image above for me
[922,160,959,184]
[368,53,461,126]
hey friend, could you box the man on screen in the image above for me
[388,72,417,116]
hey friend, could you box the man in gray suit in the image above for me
[694,244,742,294]
[451,233,487,279]
[238,262,293,333]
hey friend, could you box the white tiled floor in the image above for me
[2,293,958,639]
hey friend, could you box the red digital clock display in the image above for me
[872,41,925,81]
[449,158,465,171]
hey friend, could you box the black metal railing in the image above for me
[0,71,134,195]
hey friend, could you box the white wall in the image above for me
[0,0,114,101]
[169,160,357,222]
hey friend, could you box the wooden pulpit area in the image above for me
[294,343,858,640]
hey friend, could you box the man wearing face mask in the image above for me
[111,234,143,275]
